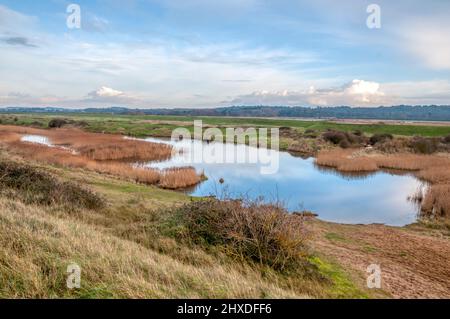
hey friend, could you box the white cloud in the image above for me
[83,86,140,105]
[227,79,386,106]
[88,86,124,98]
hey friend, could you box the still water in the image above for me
[142,137,424,226]
[21,134,424,226]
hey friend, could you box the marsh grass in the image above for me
[0,125,202,189]
[420,185,450,219]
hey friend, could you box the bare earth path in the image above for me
[309,220,450,298]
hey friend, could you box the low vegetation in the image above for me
[0,125,202,189]
[0,125,173,162]
[322,130,367,149]
[168,198,313,273]
[0,159,103,210]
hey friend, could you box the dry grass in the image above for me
[0,125,172,162]
[0,197,310,298]
[316,149,450,175]
[316,149,450,220]
[49,129,172,162]
[159,167,203,189]
[316,149,378,172]
[0,125,172,161]
[0,125,201,189]
[418,166,450,184]
[421,185,450,219]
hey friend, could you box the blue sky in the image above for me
[0,0,449,108]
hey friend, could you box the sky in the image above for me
[0,0,449,108]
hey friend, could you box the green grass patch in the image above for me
[325,232,348,243]
[309,256,369,299]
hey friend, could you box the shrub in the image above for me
[369,133,393,145]
[322,131,348,145]
[0,159,104,210]
[30,121,44,127]
[303,129,318,138]
[409,137,439,154]
[344,132,362,144]
[323,130,366,148]
[171,198,311,272]
[48,118,68,128]
[339,139,351,149]
[443,134,450,144]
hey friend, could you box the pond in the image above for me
[20,134,425,226]
[141,137,425,227]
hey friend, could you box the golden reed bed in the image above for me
[316,149,450,219]
[0,125,202,189]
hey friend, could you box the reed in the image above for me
[158,167,203,189]
[1,125,173,162]
[421,184,450,219]
[418,166,450,184]
[46,129,172,162]
[0,126,202,189]
[315,149,378,172]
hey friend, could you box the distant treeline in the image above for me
[2,105,450,121]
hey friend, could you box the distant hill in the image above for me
[2,105,450,121]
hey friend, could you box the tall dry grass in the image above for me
[420,185,450,219]
[0,197,307,298]
[316,149,450,175]
[0,125,172,162]
[49,129,172,162]
[0,125,201,189]
[158,167,203,189]
[418,166,450,184]
[316,149,378,172]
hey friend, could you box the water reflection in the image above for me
[142,137,425,227]
[21,135,53,146]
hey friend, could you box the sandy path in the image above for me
[310,220,450,298]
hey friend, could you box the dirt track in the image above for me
[310,220,450,298]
